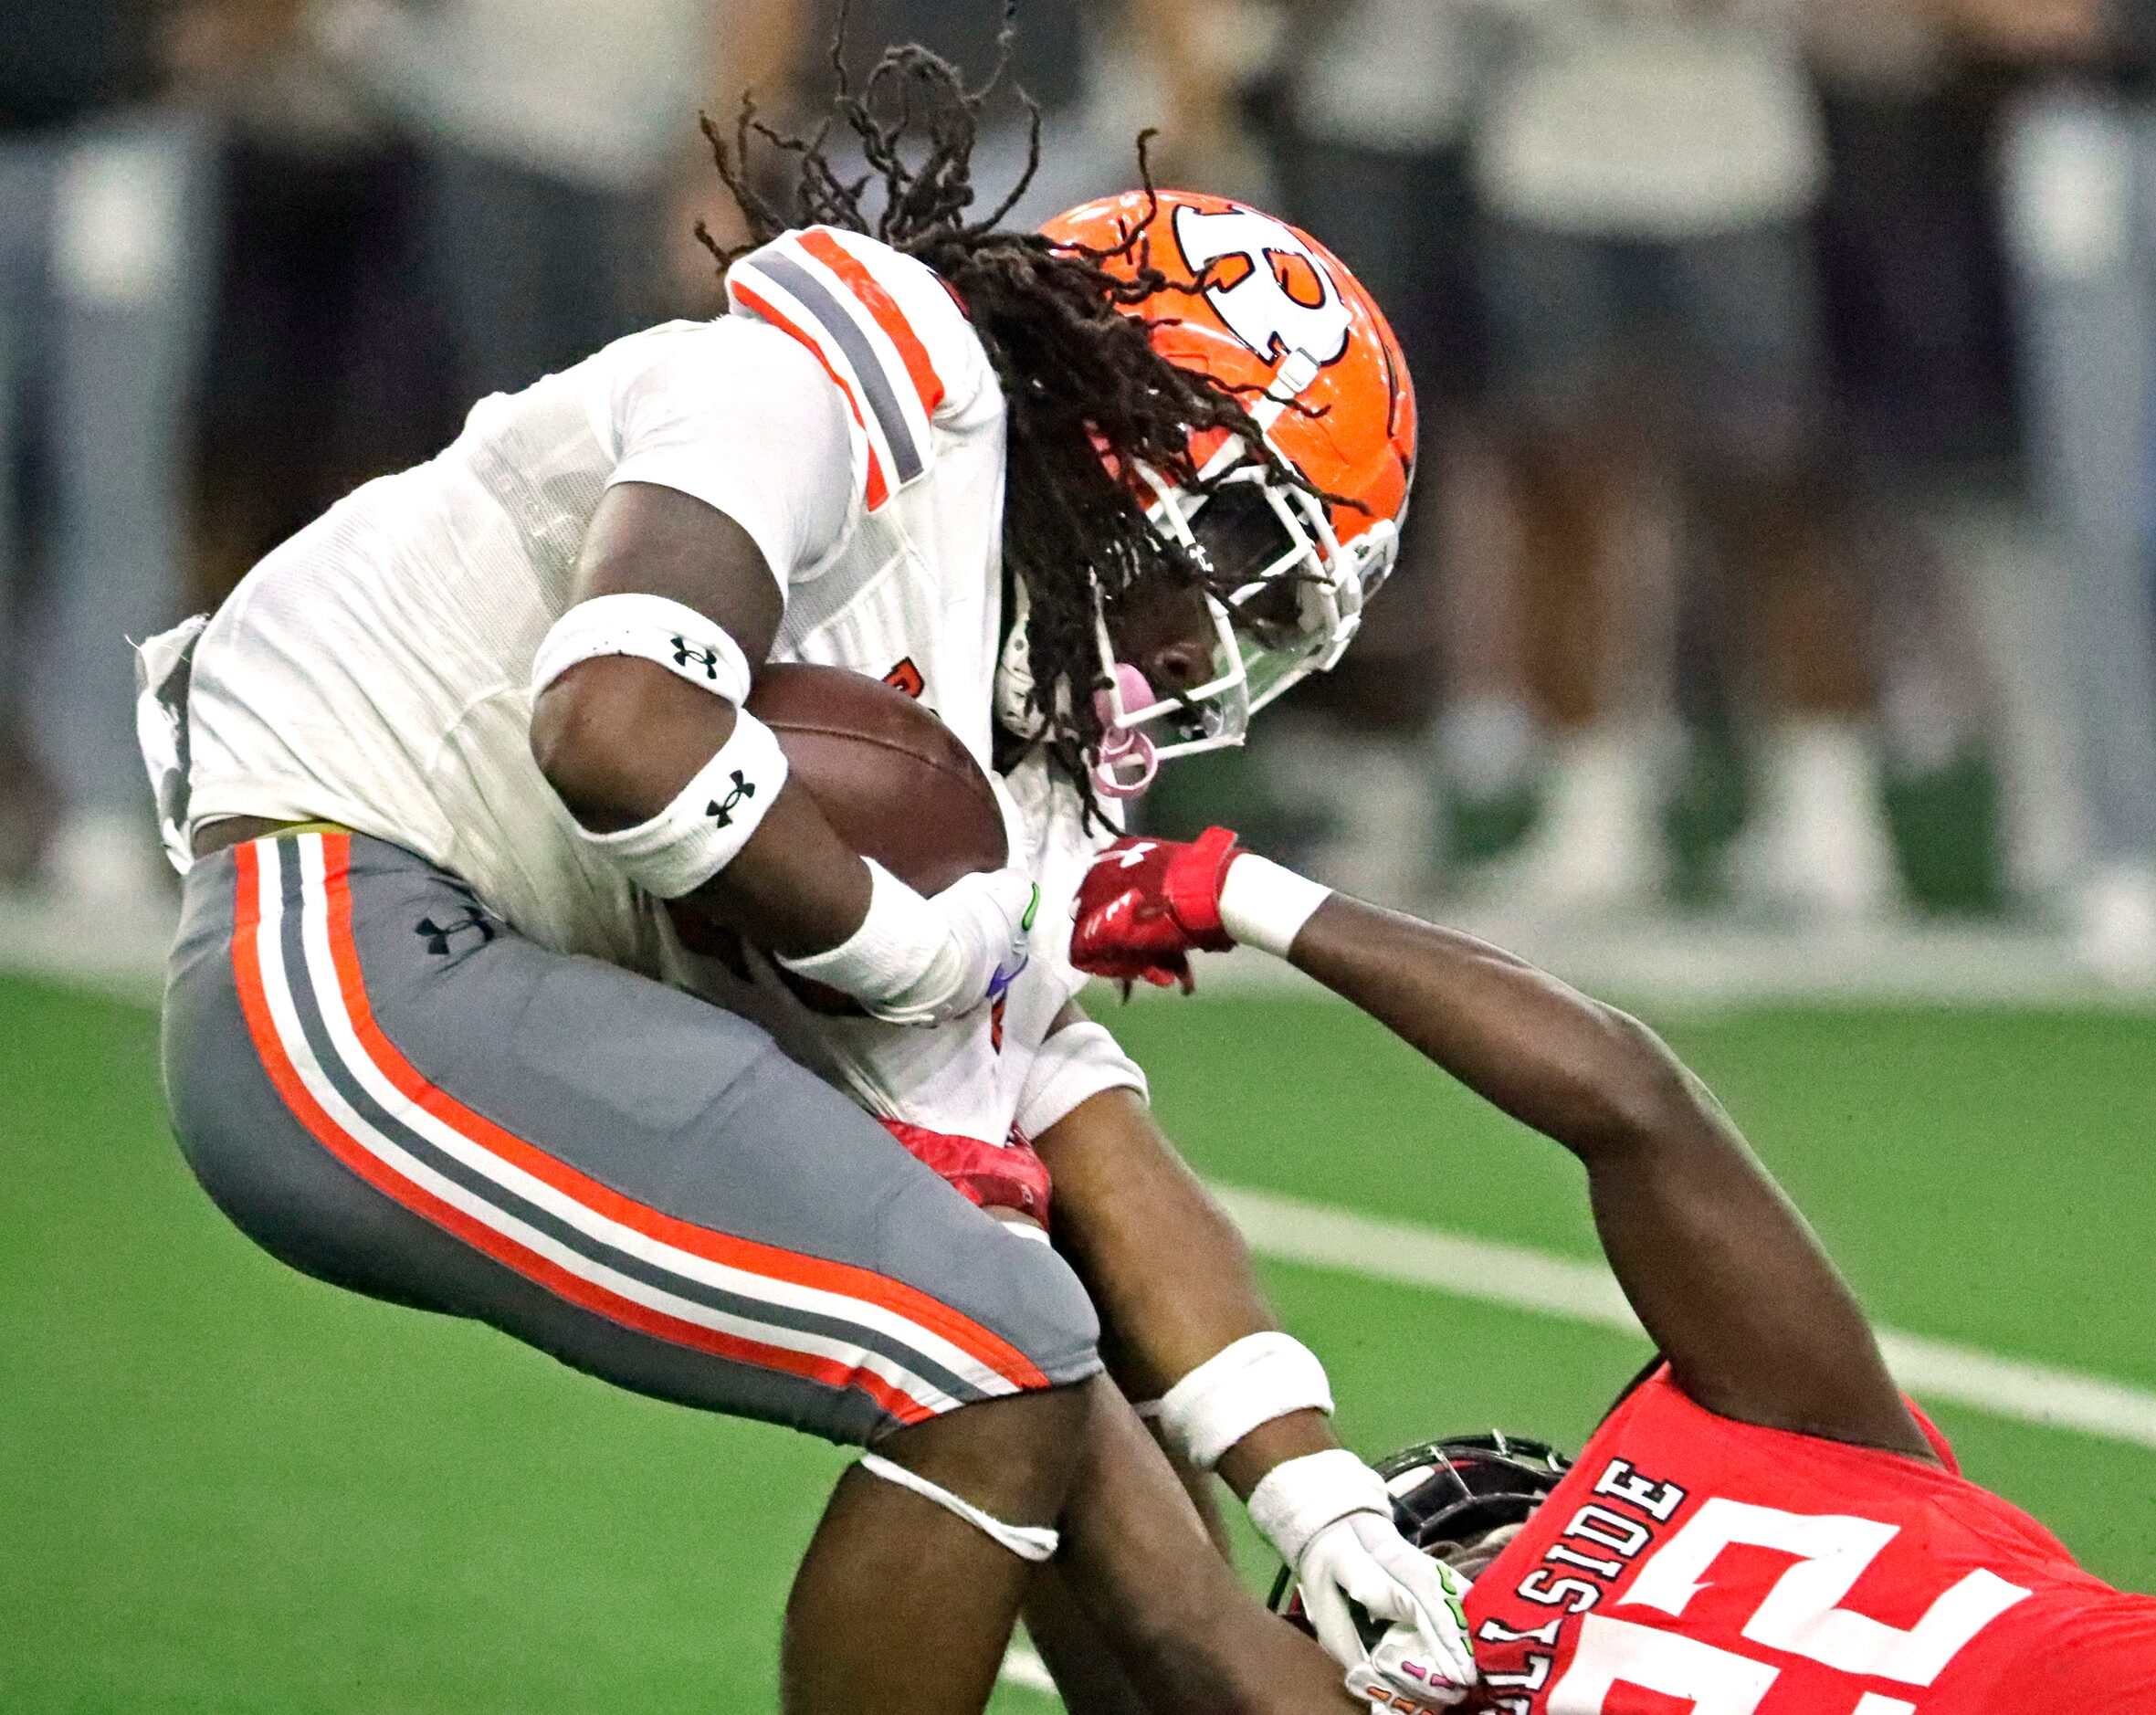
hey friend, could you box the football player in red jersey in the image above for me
[1070,830,2156,1712]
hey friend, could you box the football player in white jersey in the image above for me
[139,37,1459,1715]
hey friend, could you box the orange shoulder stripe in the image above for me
[797,228,948,420]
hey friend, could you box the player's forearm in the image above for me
[1035,1090,1341,1497]
[1073,835,1930,1470]
[1288,896,1930,1454]
[535,480,876,954]
[1288,897,1703,1166]
[1037,1090,1288,1394]
[531,658,871,956]
[1048,1384,1360,1713]
[531,593,1029,1023]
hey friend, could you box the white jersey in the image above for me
[187,225,1009,966]
[168,224,1135,1146]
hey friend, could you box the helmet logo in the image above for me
[1172,205,1353,374]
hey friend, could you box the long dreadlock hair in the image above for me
[695,5,1325,813]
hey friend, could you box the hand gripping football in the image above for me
[667,663,1009,1010]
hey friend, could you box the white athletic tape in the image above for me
[1246,1448,1391,1570]
[1219,854,1333,959]
[573,711,788,899]
[778,862,1035,1026]
[777,860,943,1011]
[858,1453,1060,1562]
[531,593,754,707]
[1156,1331,1334,1471]
[1015,1021,1149,1141]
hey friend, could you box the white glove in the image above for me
[1346,1616,1475,1712]
[1249,1450,1477,1706]
[778,860,1037,1026]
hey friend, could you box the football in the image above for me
[666,663,1007,1011]
[746,661,1006,891]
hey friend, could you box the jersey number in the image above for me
[1548,1499,2031,1714]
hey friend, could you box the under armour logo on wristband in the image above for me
[671,637,721,678]
[708,772,756,827]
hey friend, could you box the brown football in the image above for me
[748,662,1005,890]
[666,663,1007,1012]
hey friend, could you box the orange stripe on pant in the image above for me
[308,836,1046,1393]
[226,840,941,1426]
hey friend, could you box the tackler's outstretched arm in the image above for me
[1071,833,1935,1462]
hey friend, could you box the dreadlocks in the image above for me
[694,8,1320,812]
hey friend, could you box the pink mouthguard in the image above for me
[1092,663,1160,800]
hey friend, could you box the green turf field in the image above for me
[5,973,2154,1711]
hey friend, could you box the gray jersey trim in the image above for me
[755,251,927,485]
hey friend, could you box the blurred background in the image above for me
[7,8,2156,1710]
[5,0,2156,1006]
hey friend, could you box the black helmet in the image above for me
[1375,1432,1572,1553]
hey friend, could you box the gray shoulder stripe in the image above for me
[753,251,926,486]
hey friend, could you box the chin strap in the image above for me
[857,1454,1060,1562]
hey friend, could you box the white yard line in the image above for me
[1213,1185,2156,1453]
[7,902,2154,1443]
[8,887,2156,1012]
[0,891,172,1007]
[7,903,2152,1452]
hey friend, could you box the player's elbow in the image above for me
[530,658,698,833]
[1571,1005,1705,1158]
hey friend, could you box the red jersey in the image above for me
[1464,1368,2156,1713]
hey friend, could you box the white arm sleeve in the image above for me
[1015,1020,1150,1142]
[605,320,858,591]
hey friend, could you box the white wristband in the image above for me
[575,710,789,899]
[531,593,754,706]
[1015,1021,1148,1141]
[775,859,942,1011]
[1247,1448,1393,1570]
[1219,854,1333,958]
[1156,1331,1335,1471]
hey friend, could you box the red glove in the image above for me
[880,1121,1054,1231]
[1070,826,1245,990]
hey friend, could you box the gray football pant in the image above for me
[162,830,1100,1447]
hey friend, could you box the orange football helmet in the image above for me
[1038,188,1418,768]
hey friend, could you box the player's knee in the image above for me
[879,1375,1099,1531]
[864,1225,1100,1467]
[877,1174,1103,1392]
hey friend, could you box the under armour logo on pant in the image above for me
[671,637,720,679]
[415,909,496,956]
[708,772,756,827]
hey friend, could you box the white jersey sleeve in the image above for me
[605,318,858,588]
[725,226,997,515]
